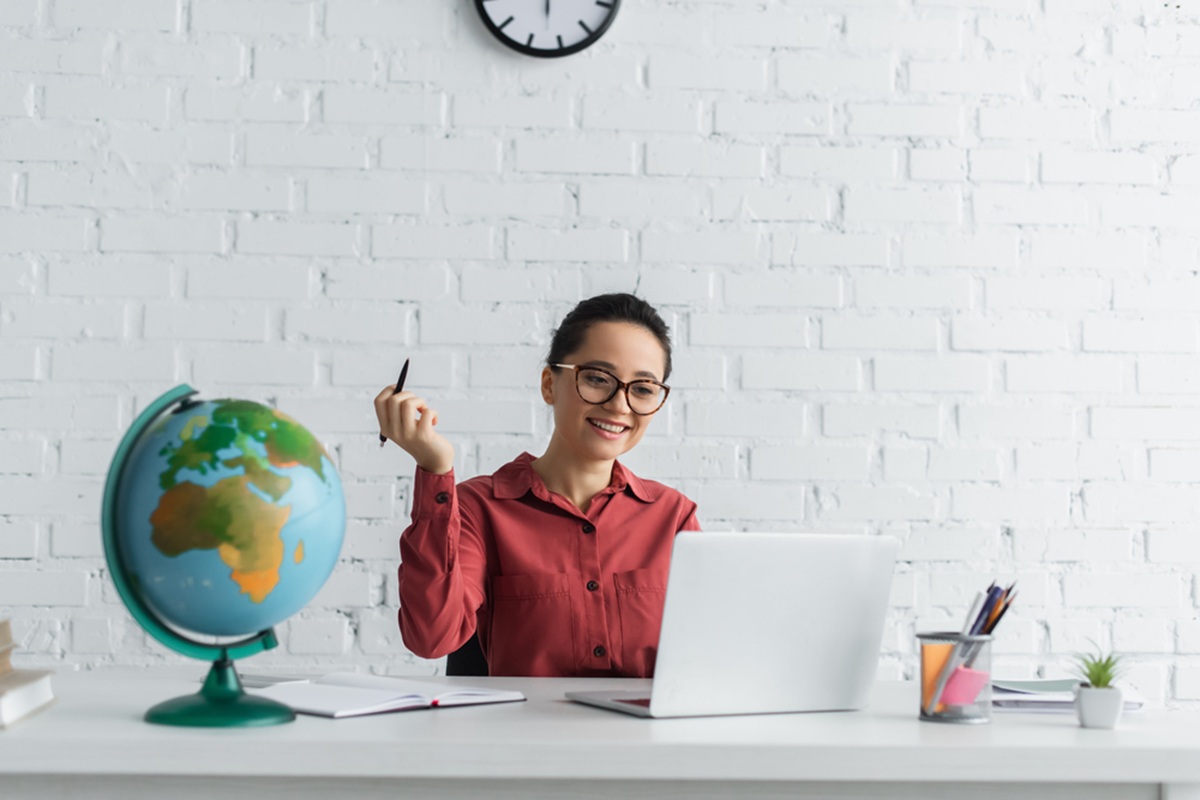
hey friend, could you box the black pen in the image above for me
[379,358,410,447]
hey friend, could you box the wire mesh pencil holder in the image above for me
[918,631,992,724]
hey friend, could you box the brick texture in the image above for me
[0,1,1195,703]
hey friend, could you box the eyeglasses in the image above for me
[552,364,670,416]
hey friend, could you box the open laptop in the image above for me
[566,532,896,718]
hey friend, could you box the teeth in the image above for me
[591,420,626,433]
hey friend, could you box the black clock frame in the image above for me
[473,0,622,58]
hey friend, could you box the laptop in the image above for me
[566,532,896,718]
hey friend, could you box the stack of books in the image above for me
[992,678,1145,713]
[0,617,55,729]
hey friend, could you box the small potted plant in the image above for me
[1072,644,1125,729]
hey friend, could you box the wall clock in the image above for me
[474,0,621,58]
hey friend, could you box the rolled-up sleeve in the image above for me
[397,468,486,659]
[679,501,701,533]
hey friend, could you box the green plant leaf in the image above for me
[1072,644,1124,689]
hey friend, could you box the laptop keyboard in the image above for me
[615,698,651,707]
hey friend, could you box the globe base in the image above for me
[144,657,295,727]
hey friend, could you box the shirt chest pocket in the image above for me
[613,568,667,678]
[488,573,575,676]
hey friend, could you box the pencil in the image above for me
[985,591,1016,634]
[379,358,410,447]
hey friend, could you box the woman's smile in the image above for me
[588,417,630,438]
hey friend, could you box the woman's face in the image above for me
[542,321,669,464]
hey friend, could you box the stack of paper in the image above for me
[992,678,1144,713]
[0,618,56,729]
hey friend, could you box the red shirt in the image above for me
[397,452,701,677]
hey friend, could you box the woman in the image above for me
[374,293,700,677]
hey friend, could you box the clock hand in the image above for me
[545,0,550,22]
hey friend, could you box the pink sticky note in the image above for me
[941,666,989,706]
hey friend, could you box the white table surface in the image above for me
[4,669,1200,800]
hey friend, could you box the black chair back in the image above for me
[445,633,488,676]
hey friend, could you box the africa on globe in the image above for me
[113,395,345,638]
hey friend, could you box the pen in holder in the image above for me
[918,631,992,724]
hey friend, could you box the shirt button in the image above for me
[593,645,606,657]
[586,580,599,592]
[581,522,595,534]
[435,491,450,504]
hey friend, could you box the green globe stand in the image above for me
[144,652,294,728]
[103,385,296,727]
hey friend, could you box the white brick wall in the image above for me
[2,0,1199,702]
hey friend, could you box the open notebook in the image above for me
[247,671,525,718]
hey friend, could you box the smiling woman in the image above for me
[373,294,700,678]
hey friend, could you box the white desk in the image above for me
[3,669,1200,800]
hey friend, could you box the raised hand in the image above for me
[373,387,455,475]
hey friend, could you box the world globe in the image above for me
[102,385,346,727]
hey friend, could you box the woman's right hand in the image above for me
[374,387,455,475]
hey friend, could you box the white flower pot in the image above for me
[1075,685,1123,729]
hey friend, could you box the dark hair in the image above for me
[547,293,673,381]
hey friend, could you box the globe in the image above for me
[102,385,346,727]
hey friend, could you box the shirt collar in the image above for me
[493,452,657,504]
